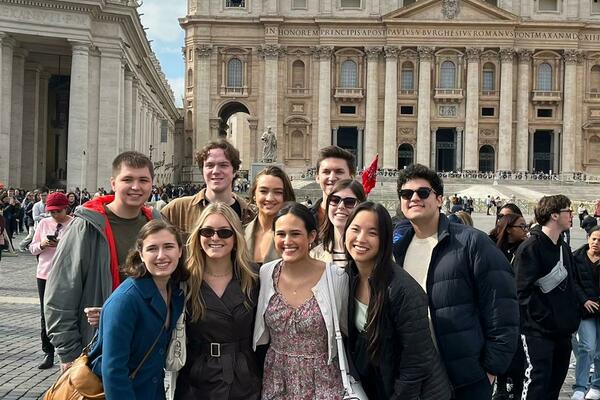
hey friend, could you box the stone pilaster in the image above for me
[553,129,561,173]
[259,44,283,144]
[36,72,50,187]
[67,41,90,189]
[456,126,463,171]
[430,127,437,169]
[561,49,581,173]
[516,49,532,172]
[383,46,399,168]
[195,44,212,153]
[118,60,125,152]
[0,36,15,185]
[315,46,333,151]
[417,46,434,166]
[10,48,27,187]
[124,71,134,149]
[364,46,381,166]
[497,48,514,172]
[464,47,481,172]
[22,64,41,189]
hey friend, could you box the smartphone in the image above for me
[47,235,58,242]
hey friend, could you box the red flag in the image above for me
[361,154,378,196]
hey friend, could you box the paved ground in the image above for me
[0,217,588,399]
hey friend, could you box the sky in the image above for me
[138,0,187,108]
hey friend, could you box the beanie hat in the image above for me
[46,192,69,212]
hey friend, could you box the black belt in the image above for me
[197,339,250,358]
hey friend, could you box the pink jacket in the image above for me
[30,216,73,279]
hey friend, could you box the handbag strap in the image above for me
[129,306,169,379]
[324,264,353,392]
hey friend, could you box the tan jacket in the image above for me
[161,188,254,236]
[244,217,279,264]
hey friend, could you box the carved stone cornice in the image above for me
[418,46,434,62]
[384,46,400,59]
[563,49,583,64]
[498,48,515,62]
[196,44,213,58]
[365,46,382,60]
[465,48,482,62]
[517,48,533,63]
[69,40,92,56]
[259,44,285,59]
[312,46,334,60]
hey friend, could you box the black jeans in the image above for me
[521,334,571,400]
[37,278,54,354]
[453,378,493,400]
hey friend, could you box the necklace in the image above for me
[205,270,232,278]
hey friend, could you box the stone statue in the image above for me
[261,126,277,163]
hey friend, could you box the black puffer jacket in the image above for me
[572,244,600,319]
[393,214,519,389]
[347,262,451,400]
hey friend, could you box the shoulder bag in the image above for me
[325,264,369,400]
[44,321,166,400]
[165,282,187,400]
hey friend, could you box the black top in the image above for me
[573,244,600,319]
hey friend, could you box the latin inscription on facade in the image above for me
[0,5,88,27]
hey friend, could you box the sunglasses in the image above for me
[509,224,529,231]
[199,228,234,239]
[399,187,436,200]
[329,195,358,209]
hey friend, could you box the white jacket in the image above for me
[252,259,349,364]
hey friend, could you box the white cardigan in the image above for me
[252,259,349,364]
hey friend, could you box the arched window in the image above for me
[340,60,358,88]
[187,69,193,88]
[440,60,456,89]
[185,137,193,165]
[227,58,243,88]
[482,63,495,91]
[397,143,414,169]
[185,110,193,131]
[291,130,304,157]
[401,61,414,90]
[591,65,600,92]
[479,145,495,172]
[292,60,305,88]
[537,63,553,91]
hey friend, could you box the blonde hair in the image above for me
[185,202,257,322]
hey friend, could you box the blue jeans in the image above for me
[574,318,600,392]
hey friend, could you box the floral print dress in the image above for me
[261,263,343,400]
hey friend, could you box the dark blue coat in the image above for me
[90,276,185,400]
[393,214,519,389]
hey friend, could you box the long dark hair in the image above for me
[343,201,394,363]
[320,179,366,252]
[492,213,523,252]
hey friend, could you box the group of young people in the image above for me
[34,138,596,400]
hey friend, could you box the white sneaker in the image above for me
[586,388,600,400]
[573,391,585,400]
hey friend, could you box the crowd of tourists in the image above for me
[2,140,600,400]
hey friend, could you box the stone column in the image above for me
[497,48,515,172]
[332,128,338,146]
[357,127,364,168]
[97,47,123,186]
[260,44,282,137]
[464,48,481,172]
[430,127,437,169]
[22,64,41,189]
[10,48,27,187]
[417,47,434,166]
[383,46,399,169]
[553,129,561,173]
[0,36,15,185]
[456,127,463,171]
[316,46,333,150]
[131,77,139,150]
[67,41,90,190]
[195,45,212,152]
[36,72,50,187]
[516,49,532,172]
[528,128,535,172]
[124,71,133,149]
[364,46,381,166]
[562,49,580,173]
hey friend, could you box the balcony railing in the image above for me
[334,87,364,100]
[480,90,499,99]
[287,87,310,96]
[531,90,562,104]
[434,88,464,102]
[220,86,248,97]
[399,89,417,96]
[588,91,600,100]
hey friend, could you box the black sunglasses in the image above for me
[199,228,234,239]
[509,224,529,231]
[399,187,436,200]
[329,195,358,209]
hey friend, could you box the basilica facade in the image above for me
[0,0,181,190]
[181,0,600,175]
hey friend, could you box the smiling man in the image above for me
[392,164,518,400]
[161,140,254,237]
[44,151,161,372]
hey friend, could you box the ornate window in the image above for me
[593,0,600,13]
[401,62,414,90]
[340,0,361,8]
[537,63,553,91]
[225,0,246,7]
[292,0,307,8]
[482,63,495,91]
[403,0,416,5]
[340,60,358,88]
[440,61,456,89]
[185,110,193,131]
[227,58,243,87]
[292,60,306,88]
[538,0,558,11]
[291,130,304,157]
[484,0,498,5]
[591,65,600,92]
[187,69,193,89]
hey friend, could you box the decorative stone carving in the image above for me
[517,48,533,63]
[442,0,460,20]
[563,49,582,64]
[498,48,515,62]
[384,46,400,59]
[365,46,382,60]
[196,44,213,57]
[259,44,285,59]
[481,128,495,137]
[465,48,482,62]
[439,105,457,117]
[311,46,334,59]
[417,46,434,61]
[399,128,413,136]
